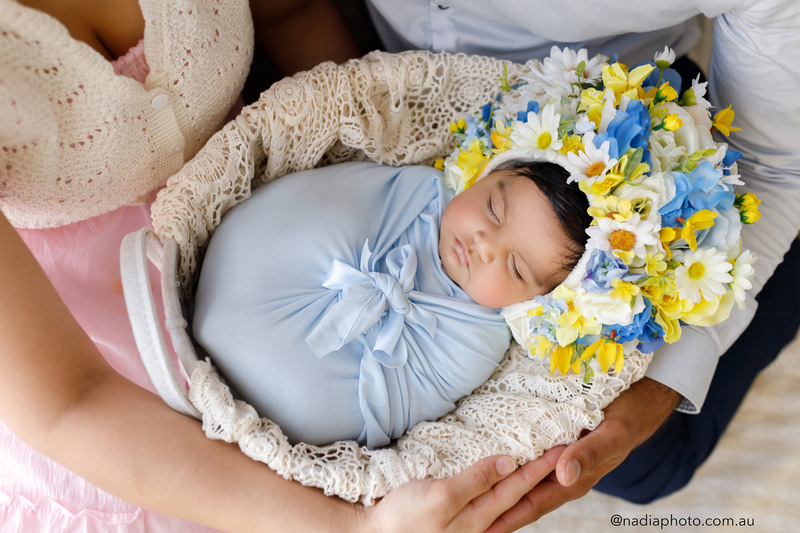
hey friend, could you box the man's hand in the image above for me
[484,377,680,533]
[358,449,564,533]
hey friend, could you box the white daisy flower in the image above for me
[729,249,756,309]
[541,46,607,86]
[509,103,563,160]
[674,248,734,304]
[574,114,596,134]
[654,46,676,67]
[586,213,660,264]
[688,75,711,109]
[564,132,618,185]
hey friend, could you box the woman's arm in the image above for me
[0,210,561,532]
[0,211,361,532]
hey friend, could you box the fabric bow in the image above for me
[305,242,437,367]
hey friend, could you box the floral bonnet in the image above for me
[437,46,760,381]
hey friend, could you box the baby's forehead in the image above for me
[484,169,550,205]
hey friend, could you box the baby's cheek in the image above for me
[465,272,516,309]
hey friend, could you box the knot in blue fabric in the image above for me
[305,242,437,367]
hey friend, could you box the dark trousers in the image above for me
[595,237,800,503]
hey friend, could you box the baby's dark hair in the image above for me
[504,161,592,275]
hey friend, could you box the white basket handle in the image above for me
[120,228,201,418]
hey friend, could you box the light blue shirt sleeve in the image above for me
[192,162,511,448]
[363,0,800,413]
[649,3,800,413]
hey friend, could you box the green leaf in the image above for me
[582,361,595,383]
[623,147,644,179]
[499,64,511,92]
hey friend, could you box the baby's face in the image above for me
[439,169,571,308]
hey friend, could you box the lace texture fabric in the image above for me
[151,50,652,504]
[0,0,253,228]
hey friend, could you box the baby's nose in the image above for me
[473,231,495,263]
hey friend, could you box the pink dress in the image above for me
[0,41,224,533]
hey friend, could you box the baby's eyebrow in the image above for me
[500,177,547,289]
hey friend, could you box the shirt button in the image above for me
[151,93,170,109]
[169,141,185,153]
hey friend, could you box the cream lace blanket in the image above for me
[150,50,652,504]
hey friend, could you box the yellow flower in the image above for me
[602,62,654,101]
[610,277,640,301]
[658,82,679,102]
[662,114,683,131]
[653,305,682,343]
[644,252,668,276]
[646,278,688,322]
[555,305,602,347]
[579,173,624,196]
[645,82,679,103]
[712,105,742,136]
[559,133,585,156]
[553,284,577,302]
[550,345,578,375]
[556,311,583,346]
[611,249,635,266]
[529,334,552,358]
[449,118,467,134]
[457,140,491,190]
[587,195,634,224]
[579,87,605,112]
[581,338,624,373]
[490,120,513,154]
[660,227,679,260]
[681,209,718,251]
[527,305,544,317]
[681,291,735,326]
[735,192,761,224]
[433,158,445,171]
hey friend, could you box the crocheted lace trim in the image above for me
[191,344,650,504]
[151,50,653,504]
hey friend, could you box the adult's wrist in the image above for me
[627,377,680,446]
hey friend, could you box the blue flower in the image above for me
[637,307,666,353]
[516,101,540,123]
[592,99,650,160]
[463,115,490,146]
[582,249,641,293]
[659,161,735,226]
[527,294,568,343]
[641,63,683,95]
[482,103,495,129]
[602,299,654,344]
[722,148,743,176]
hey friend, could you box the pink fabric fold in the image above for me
[2,42,222,533]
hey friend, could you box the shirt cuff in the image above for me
[644,327,719,414]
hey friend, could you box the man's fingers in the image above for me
[556,418,628,486]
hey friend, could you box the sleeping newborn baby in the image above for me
[193,160,590,448]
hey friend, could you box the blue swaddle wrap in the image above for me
[193,162,511,448]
